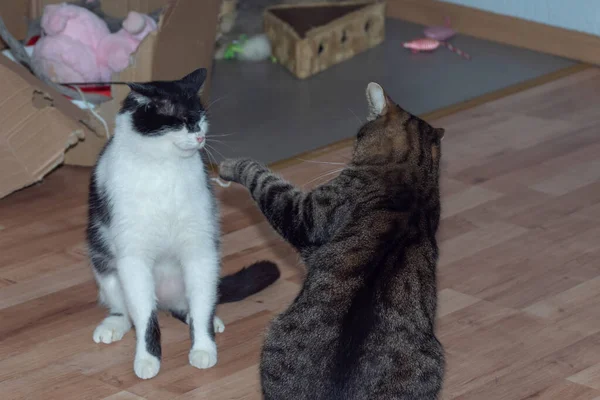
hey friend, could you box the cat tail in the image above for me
[218,261,280,304]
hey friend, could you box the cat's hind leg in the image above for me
[213,316,225,333]
[93,271,132,344]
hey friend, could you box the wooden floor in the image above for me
[2,68,600,400]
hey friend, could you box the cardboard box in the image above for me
[0,0,220,199]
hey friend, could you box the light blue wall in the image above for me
[440,0,600,36]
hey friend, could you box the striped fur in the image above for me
[220,83,445,399]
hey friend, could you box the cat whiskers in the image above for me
[206,138,236,152]
[201,146,232,188]
[201,146,219,174]
[205,143,227,162]
[348,107,363,125]
[295,158,346,166]
[206,133,237,138]
[204,95,228,112]
[298,157,347,188]
[302,167,345,189]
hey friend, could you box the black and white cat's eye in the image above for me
[187,121,202,133]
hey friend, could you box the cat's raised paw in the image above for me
[134,356,160,379]
[213,316,225,333]
[93,316,131,344]
[219,158,251,182]
[189,348,218,369]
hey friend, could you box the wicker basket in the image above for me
[264,1,386,79]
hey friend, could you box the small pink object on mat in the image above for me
[403,38,471,60]
[424,16,456,41]
[403,38,441,52]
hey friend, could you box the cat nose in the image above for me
[197,136,205,143]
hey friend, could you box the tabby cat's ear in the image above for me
[366,82,389,121]
[435,128,445,141]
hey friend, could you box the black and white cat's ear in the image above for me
[366,82,390,121]
[126,82,158,102]
[179,68,207,94]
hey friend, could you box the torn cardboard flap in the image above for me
[0,56,83,199]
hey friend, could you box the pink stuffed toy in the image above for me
[32,3,111,83]
[41,2,109,50]
[96,11,158,75]
[32,3,158,84]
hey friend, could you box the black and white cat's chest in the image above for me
[97,151,214,228]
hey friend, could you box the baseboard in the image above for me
[386,0,600,66]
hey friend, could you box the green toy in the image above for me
[223,35,247,60]
[222,34,277,63]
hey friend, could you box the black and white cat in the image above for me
[86,68,279,380]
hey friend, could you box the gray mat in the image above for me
[206,19,576,164]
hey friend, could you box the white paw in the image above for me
[134,356,160,379]
[189,348,218,369]
[93,316,131,344]
[213,316,225,333]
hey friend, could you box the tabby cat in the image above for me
[219,82,445,399]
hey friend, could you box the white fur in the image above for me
[366,82,387,121]
[93,314,131,344]
[93,112,221,379]
[239,34,272,61]
[135,357,161,380]
[213,316,225,333]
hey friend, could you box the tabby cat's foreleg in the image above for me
[220,158,322,248]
